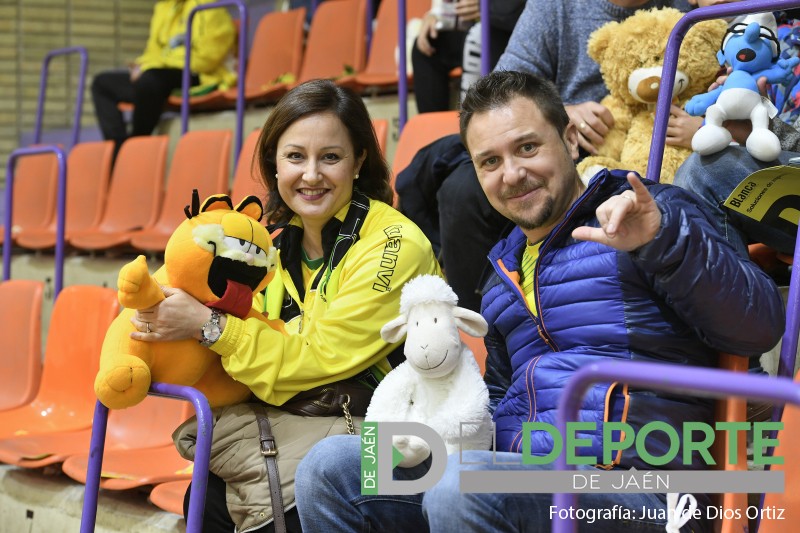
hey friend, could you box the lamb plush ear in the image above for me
[381,315,409,343]
[452,306,488,337]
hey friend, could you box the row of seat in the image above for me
[2,115,394,254]
[170,0,431,112]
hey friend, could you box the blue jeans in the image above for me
[294,435,710,532]
[673,146,798,257]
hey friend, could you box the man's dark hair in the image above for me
[459,71,570,150]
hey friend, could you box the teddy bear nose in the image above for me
[635,76,662,103]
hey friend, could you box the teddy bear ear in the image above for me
[200,194,234,213]
[587,21,618,63]
[235,196,264,222]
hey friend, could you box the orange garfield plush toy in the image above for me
[95,192,280,409]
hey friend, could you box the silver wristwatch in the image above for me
[200,308,222,347]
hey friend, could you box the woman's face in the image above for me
[275,112,365,230]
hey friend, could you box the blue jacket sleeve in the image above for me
[631,186,785,356]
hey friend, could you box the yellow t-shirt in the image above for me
[519,240,542,316]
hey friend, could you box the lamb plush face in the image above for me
[401,301,464,378]
[587,8,727,106]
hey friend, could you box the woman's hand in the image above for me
[416,13,439,56]
[571,172,662,252]
[565,101,615,155]
[130,286,214,343]
[666,105,703,148]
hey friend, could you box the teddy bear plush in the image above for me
[576,8,727,183]
[686,13,800,162]
[365,274,493,468]
[94,191,280,410]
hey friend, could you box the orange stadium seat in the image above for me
[129,129,232,253]
[0,396,191,469]
[149,479,191,516]
[353,0,429,92]
[390,110,460,204]
[0,280,44,411]
[0,150,59,245]
[15,141,113,250]
[62,442,194,490]
[0,285,118,439]
[230,128,268,204]
[296,0,368,89]
[68,136,168,251]
[372,118,389,157]
[227,7,306,107]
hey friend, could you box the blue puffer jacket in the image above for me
[482,169,784,470]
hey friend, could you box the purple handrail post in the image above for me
[78,384,212,533]
[366,0,374,58]
[79,401,109,533]
[648,0,798,183]
[3,146,68,297]
[398,0,409,132]
[182,0,248,157]
[551,360,800,533]
[480,0,490,75]
[33,46,88,149]
[776,220,800,395]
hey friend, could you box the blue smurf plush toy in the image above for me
[686,13,800,161]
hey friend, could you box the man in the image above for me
[294,71,784,532]
[416,0,693,311]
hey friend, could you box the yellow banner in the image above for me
[723,165,800,234]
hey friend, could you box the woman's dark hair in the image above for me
[459,70,570,151]
[254,79,392,224]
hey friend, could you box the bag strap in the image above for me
[252,404,286,533]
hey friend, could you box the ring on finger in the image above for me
[146,322,151,334]
[579,122,587,130]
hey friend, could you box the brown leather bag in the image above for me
[278,378,374,418]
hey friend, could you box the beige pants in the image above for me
[174,403,362,532]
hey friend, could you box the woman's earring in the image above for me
[354,173,360,180]
[275,173,279,179]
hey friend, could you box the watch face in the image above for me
[204,323,221,342]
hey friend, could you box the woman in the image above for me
[131,79,442,532]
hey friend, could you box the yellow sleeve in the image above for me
[135,2,168,69]
[187,1,235,74]
[213,224,441,405]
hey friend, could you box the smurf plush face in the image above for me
[719,17,780,72]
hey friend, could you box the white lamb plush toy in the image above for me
[365,274,493,468]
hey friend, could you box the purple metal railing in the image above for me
[551,360,800,533]
[397,0,491,132]
[33,46,88,149]
[3,146,68,297]
[79,383,213,533]
[181,0,248,157]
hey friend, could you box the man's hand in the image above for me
[666,105,703,149]
[454,0,480,21]
[416,13,439,56]
[571,172,661,252]
[565,102,614,155]
[129,62,142,83]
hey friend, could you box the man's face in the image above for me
[466,96,583,242]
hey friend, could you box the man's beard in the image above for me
[509,195,554,231]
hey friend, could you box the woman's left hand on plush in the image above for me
[130,287,211,342]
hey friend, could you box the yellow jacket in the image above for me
[136,0,237,89]
[212,198,442,405]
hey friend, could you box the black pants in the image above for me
[411,30,467,113]
[183,471,302,532]
[90,68,196,154]
[437,159,511,312]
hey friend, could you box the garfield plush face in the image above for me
[164,192,277,317]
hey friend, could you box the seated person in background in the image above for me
[294,70,785,533]
[409,0,693,311]
[130,79,441,532]
[412,0,480,113]
[91,0,236,157]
